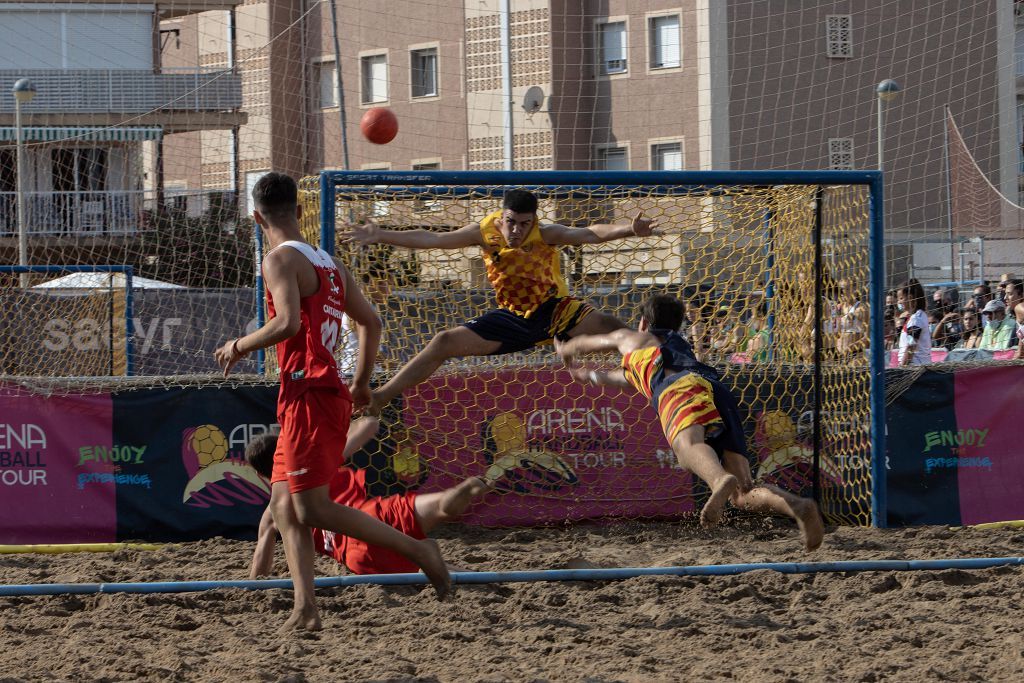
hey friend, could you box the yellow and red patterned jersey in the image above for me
[479,209,568,318]
[621,346,661,400]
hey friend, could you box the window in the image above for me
[360,53,388,104]
[599,21,627,74]
[412,162,440,170]
[410,47,438,98]
[595,146,628,170]
[828,138,854,170]
[648,15,680,69]
[826,15,853,58]
[651,142,683,170]
[318,61,338,108]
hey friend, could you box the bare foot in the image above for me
[793,499,825,551]
[280,605,321,632]
[700,474,738,528]
[412,538,452,601]
[439,477,493,518]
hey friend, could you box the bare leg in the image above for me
[371,326,501,411]
[721,450,825,551]
[342,416,380,462]
[567,310,626,336]
[269,482,321,631]
[292,487,451,599]
[414,476,494,533]
[671,426,738,528]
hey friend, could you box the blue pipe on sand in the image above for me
[1,557,1022,597]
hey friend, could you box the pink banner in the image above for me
[403,367,694,526]
[0,385,116,543]
[954,366,1024,526]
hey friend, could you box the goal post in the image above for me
[0,265,136,377]
[308,169,888,527]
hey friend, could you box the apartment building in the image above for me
[162,1,1022,283]
[0,0,245,265]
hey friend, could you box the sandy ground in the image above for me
[1,519,1023,682]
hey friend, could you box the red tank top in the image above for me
[265,241,350,404]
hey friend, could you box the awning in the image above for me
[0,126,162,142]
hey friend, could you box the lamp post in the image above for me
[875,79,901,171]
[12,78,37,288]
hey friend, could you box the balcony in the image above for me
[0,189,238,238]
[0,69,245,132]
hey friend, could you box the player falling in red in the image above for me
[214,172,449,631]
[245,418,494,578]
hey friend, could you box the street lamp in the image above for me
[12,78,37,288]
[875,79,901,170]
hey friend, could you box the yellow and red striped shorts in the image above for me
[657,373,724,445]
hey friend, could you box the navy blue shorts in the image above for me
[463,296,595,354]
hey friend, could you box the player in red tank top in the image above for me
[214,173,450,631]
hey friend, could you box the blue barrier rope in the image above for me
[2,557,1021,596]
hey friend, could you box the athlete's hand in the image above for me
[349,382,372,412]
[553,337,577,367]
[338,221,381,246]
[214,338,247,377]
[630,211,661,237]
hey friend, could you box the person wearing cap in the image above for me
[979,299,1014,351]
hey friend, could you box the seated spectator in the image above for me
[897,279,931,366]
[1004,280,1023,342]
[741,299,772,362]
[997,273,1016,302]
[883,306,898,350]
[837,279,869,355]
[932,291,963,351]
[685,296,712,360]
[955,310,982,350]
[966,283,993,326]
[978,300,1014,350]
[1014,302,1024,359]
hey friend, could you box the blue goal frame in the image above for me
[318,169,887,527]
[0,264,136,377]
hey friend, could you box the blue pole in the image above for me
[869,173,888,528]
[2,556,1022,596]
[124,266,134,377]
[319,171,335,256]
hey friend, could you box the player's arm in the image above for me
[540,211,660,246]
[339,221,485,250]
[567,365,632,389]
[215,249,301,376]
[335,258,382,409]
[249,505,278,579]
[556,328,658,358]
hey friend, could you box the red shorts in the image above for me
[311,469,425,574]
[271,388,352,493]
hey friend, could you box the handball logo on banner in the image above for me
[0,423,48,487]
[180,423,277,508]
[481,412,579,494]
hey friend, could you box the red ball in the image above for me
[360,107,399,145]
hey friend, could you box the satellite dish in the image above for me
[522,86,545,114]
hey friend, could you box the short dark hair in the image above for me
[639,294,686,331]
[502,189,538,215]
[901,278,927,314]
[252,172,298,220]
[245,433,278,479]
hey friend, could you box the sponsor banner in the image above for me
[0,384,116,543]
[954,366,1024,525]
[130,289,260,375]
[403,367,693,526]
[885,365,1024,527]
[111,385,277,541]
[884,370,961,526]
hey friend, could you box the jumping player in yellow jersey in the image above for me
[340,189,660,413]
[554,294,824,551]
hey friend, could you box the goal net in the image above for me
[308,170,882,526]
